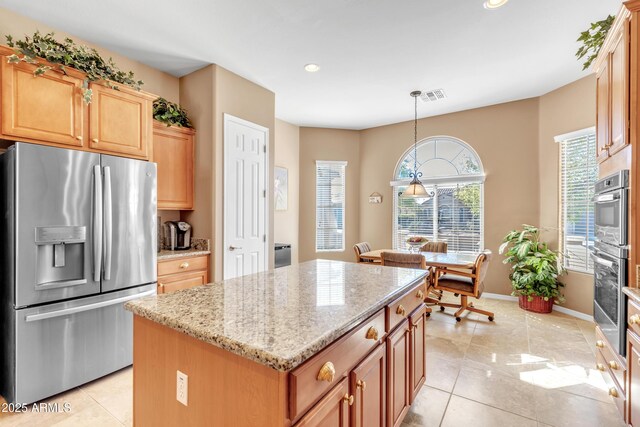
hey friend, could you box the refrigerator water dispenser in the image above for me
[35,226,87,290]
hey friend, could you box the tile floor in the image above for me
[0,297,626,427]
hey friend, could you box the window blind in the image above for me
[560,131,596,273]
[393,182,483,253]
[316,161,347,252]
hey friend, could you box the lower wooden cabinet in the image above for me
[351,343,386,427]
[628,330,640,426]
[387,319,410,427]
[157,254,209,294]
[295,378,350,427]
[410,304,427,403]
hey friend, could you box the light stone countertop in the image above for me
[125,259,428,371]
[157,248,211,261]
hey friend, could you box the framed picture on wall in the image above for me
[275,166,288,211]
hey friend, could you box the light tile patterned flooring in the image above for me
[0,297,626,427]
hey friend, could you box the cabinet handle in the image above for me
[396,305,406,316]
[317,361,335,383]
[92,138,99,143]
[596,340,605,349]
[416,290,425,299]
[596,363,605,372]
[76,136,82,140]
[343,393,354,406]
[180,262,190,269]
[630,314,640,325]
[609,360,619,370]
[600,146,608,152]
[365,326,379,341]
[356,380,367,391]
[609,387,619,398]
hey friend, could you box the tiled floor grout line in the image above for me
[76,385,126,426]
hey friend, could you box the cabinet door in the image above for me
[596,58,610,163]
[153,123,195,210]
[410,305,427,403]
[629,331,640,426]
[1,60,85,147]
[89,83,151,159]
[609,22,629,156]
[158,270,207,294]
[351,343,386,427]
[387,320,410,427]
[295,378,350,427]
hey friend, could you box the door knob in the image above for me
[229,246,243,251]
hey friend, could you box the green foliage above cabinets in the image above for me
[576,15,615,71]
[4,31,144,103]
[153,98,194,128]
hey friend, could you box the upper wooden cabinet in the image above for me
[152,121,195,210]
[0,46,155,160]
[595,12,630,164]
[1,58,86,148]
[89,83,153,159]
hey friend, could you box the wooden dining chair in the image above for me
[435,250,494,322]
[381,252,431,316]
[353,242,380,264]
[419,241,448,303]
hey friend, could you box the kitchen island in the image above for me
[125,259,429,427]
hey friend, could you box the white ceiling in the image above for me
[0,0,621,129]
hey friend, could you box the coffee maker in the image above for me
[163,221,192,250]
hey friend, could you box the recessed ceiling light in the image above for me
[483,0,508,9]
[304,63,320,73]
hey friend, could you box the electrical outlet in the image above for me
[176,370,188,406]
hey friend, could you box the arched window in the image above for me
[392,136,485,253]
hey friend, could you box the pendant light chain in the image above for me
[413,93,418,174]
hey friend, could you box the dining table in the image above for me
[359,249,480,269]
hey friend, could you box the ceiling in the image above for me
[0,0,621,129]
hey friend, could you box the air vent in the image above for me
[420,89,446,102]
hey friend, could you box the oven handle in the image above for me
[590,251,615,268]
[592,193,619,203]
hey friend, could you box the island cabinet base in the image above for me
[132,316,291,427]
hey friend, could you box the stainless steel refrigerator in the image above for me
[0,142,157,404]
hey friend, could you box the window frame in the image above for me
[315,160,348,253]
[391,136,485,253]
[556,126,597,274]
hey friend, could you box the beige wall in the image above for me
[274,120,300,264]
[299,128,361,263]
[0,7,180,103]
[538,75,596,315]
[357,99,540,296]
[181,65,275,281]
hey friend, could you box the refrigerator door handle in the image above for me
[93,165,103,283]
[24,289,156,322]
[103,166,113,281]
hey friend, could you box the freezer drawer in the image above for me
[10,284,155,404]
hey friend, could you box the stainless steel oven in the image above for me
[594,170,628,247]
[592,170,629,356]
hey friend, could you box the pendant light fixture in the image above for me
[401,91,433,199]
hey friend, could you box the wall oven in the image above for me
[592,170,629,356]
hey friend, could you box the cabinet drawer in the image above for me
[290,309,386,423]
[158,255,208,276]
[386,281,426,332]
[596,326,626,392]
[629,298,640,337]
[158,271,207,294]
[596,350,626,420]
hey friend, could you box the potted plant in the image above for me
[499,225,565,313]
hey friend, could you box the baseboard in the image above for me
[483,292,594,322]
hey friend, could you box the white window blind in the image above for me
[559,130,596,273]
[316,161,347,252]
[393,182,483,253]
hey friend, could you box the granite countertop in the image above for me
[623,287,640,303]
[125,259,428,371]
[157,248,211,261]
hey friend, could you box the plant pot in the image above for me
[518,295,554,314]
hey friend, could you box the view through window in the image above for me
[316,161,347,252]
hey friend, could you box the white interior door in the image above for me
[223,114,268,280]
